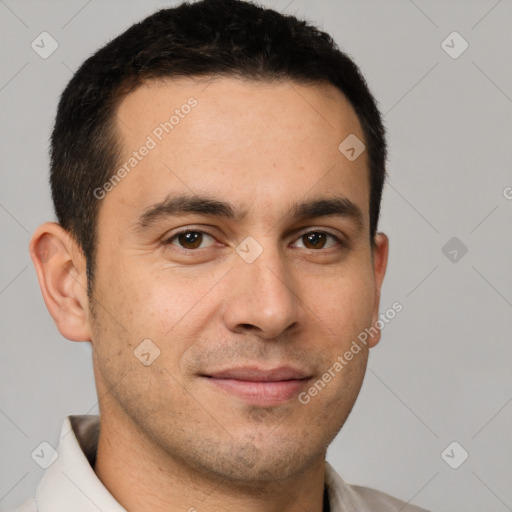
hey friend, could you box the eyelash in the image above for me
[162,228,344,251]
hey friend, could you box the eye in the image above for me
[164,229,216,250]
[163,228,343,252]
[292,230,342,250]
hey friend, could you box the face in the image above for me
[88,77,387,483]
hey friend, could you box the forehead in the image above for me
[105,76,370,227]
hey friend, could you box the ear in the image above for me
[29,222,91,342]
[367,232,389,348]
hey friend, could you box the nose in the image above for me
[222,243,301,339]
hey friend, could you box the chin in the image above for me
[199,437,324,485]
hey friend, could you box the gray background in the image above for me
[1,0,511,511]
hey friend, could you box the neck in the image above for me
[94,410,327,512]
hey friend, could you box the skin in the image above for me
[30,77,388,512]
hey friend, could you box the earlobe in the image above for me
[368,232,389,348]
[29,222,91,342]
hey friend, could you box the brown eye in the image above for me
[165,230,215,250]
[294,231,340,250]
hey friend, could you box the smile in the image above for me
[202,366,312,406]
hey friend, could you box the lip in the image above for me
[206,366,310,381]
[202,366,311,406]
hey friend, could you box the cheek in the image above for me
[95,261,222,364]
[96,258,175,333]
[311,267,376,341]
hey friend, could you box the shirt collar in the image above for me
[36,415,126,512]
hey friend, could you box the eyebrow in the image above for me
[133,193,364,231]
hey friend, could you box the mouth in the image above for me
[201,366,312,406]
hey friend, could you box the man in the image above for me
[19,0,430,510]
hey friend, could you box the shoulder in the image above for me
[325,462,432,512]
[348,483,432,512]
[8,498,37,512]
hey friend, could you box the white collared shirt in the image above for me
[11,415,431,512]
